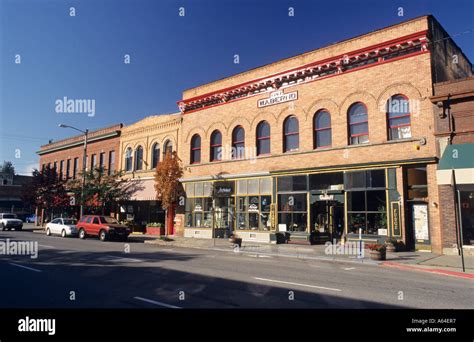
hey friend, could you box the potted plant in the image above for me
[229,233,242,248]
[146,222,165,236]
[385,237,398,252]
[367,243,386,260]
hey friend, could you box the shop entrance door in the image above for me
[213,197,234,238]
[310,196,344,244]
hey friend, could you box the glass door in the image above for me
[213,197,234,238]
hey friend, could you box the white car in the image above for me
[45,218,78,238]
[0,213,23,231]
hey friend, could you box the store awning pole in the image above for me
[452,169,465,273]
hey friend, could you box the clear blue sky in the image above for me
[1,0,473,175]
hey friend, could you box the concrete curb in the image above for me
[382,261,474,279]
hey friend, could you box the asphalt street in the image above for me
[0,229,472,309]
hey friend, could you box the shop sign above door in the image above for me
[257,90,298,108]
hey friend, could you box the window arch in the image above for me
[314,110,332,148]
[163,140,172,158]
[151,143,160,169]
[348,102,369,145]
[134,146,143,171]
[256,121,271,156]
[232,126,245,159]
[210,130,222,161]
[190,134,201,164]
[387,94,411,140]
[283,115,299,152]
[125,147,133,172]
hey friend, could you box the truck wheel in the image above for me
[99,230,107,242]
[79,229,86,239]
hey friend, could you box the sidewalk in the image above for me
[142,235,474,278]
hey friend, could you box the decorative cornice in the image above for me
[177,30,429,114]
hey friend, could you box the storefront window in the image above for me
[345,169,385,189]
[185,197,212,228]
[309,172,344,190]
[236,195,271,230]
[406,166,428,201]
[278,193,307,232]
[347,190,387,235]
[277,175,307,192]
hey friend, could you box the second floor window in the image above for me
[232,126,245,159]
[190,134,201,164]
[210,130,222,161]
[135,146,143,171]
[125,147,133,172]
[387,94,411,140]
[256,121,270,156]
[283,115,299,152]
[151,143,160,168]
[314,110,332,148]
[348,102,369,145]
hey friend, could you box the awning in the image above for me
[437,143,474,185]
[129,179,157,201]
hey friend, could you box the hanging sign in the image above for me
[257,90,298,108]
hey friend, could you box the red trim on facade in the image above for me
[178,30,429,113]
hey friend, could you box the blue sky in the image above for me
[1,0,473,175]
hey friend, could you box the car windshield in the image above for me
[3,214,16,219]
[100,217,119,224]
[63,219,77,225]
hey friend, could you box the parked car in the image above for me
[0,213,23,231]
[25,214,37,223]
[76,215,131,241]
[45,218,78,238]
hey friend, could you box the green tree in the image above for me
[23,165,70,222]
[67,167,139,215]
[0,161,15,175]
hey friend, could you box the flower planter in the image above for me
[370,250,386,260]
[146,226,165,236]
[385,243,396,253]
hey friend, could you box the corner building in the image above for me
[176,15,472,252]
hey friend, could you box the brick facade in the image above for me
[38,124,123,179]
[177,15,472,252]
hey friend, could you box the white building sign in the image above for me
[257,90,298,108]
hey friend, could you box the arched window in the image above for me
[151,143,160,169]
[134,146,143,171]
[256,121,271,156]
[125,147,133,172]
[232,126,245,159]
[314,110,332,148]
[348,102,369,145]
[163,140,172,158]
[190,134,201,164]
[283,115,299,152]
[387,94,411,140]
[210,130,222,161]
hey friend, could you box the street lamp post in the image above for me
[59,124,88,218]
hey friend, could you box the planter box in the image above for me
[146,226,165,236]
[369,250,386,261]
[385,243,397,253]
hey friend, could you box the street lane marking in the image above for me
[107,256,142,263]
[133,296,181,309]
[253,277,341,292]
[39,244,56,249]
[343,267,355,270]
[9,263,42,273]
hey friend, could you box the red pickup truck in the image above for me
[76,215,131,242]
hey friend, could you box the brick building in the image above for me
[175,15,472,252]
[37,124,123,218]
[432,76,474,255]
[118,113,182,234]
